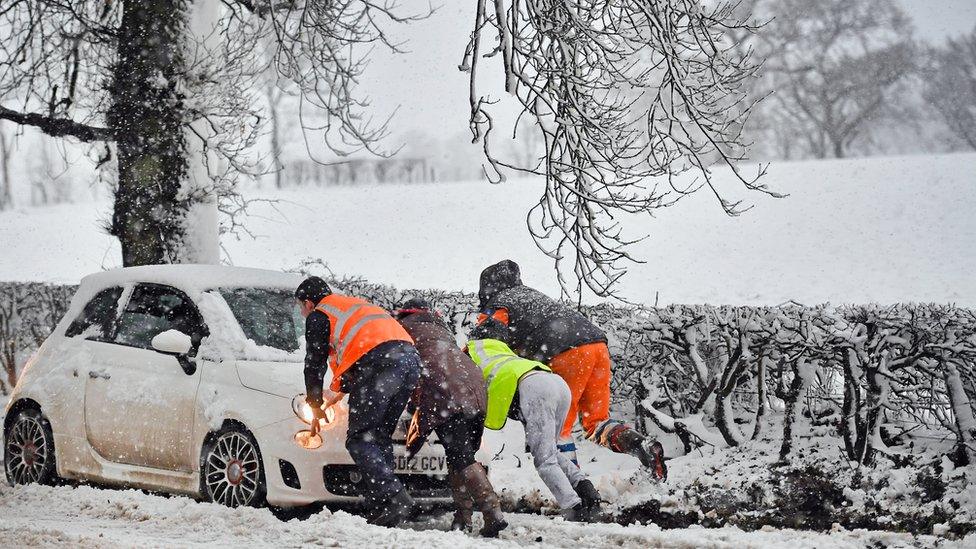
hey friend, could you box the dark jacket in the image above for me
[303,310,332,406]
[475,260,607,364]
[399,311,487,456]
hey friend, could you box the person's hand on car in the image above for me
[322,389,345,409]
[306,394,326,435]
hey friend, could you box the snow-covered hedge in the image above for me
[0,281,76,394]
[3,278,975,467]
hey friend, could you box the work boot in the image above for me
[460,462,508,538]
[448,470,473,531]
[563,502,590,522]
[573,479,603,522]
[369,488,415,528]
[611,427,668,482]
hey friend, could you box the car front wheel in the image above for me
[4,407,57,486]
[200,426,266,508]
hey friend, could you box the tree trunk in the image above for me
[0,288,20,393]
[832,136,846,159]
[751,353,768,441]
[714,392,744,447]
[181,0,221,264]
[0,125,11,210]
[269,84,284,189]
[778,360,809,462]
[108,0,191,266]
[944,359,976,465]
[840,349,863,461]
[107,0,219,267]
[858,363,887,465]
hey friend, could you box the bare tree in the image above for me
[264,75,296,190]
[0,0,422,266]
[463,0,776,298]
[0,122,11,210]
[754,0,915,159]
[924,26,976,151]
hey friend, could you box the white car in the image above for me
[3,265,452,508]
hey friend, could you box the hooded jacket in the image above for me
[399,310,487,456]
[476,260,607,364]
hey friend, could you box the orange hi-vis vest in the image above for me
[315,294,413,392]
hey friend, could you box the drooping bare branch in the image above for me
[465,0,775,299]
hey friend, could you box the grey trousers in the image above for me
[519,371,586,509]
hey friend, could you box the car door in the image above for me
[83,283,206,472]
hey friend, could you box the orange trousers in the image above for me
[548,342,612,439]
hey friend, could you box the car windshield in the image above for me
[219,287,303,353]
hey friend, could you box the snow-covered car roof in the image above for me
[77,264,303,295]
[63,265,307,362]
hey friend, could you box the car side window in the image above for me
[65,287,124,339]
[112,284,208,351]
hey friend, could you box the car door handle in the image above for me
[88,370,111,380]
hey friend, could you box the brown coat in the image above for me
[399,311,487,456]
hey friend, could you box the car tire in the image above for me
[4,407,58,486]
[200,425,267,508]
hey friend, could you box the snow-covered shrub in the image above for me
[0,282,76,393]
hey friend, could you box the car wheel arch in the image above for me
[202,419,257,447]
[4,398,43,435]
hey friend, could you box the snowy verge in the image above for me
[484,422,976,539]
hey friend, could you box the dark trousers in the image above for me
[435,412,486,472]
[345,343,421,505]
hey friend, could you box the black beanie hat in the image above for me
[295,276,332,303]
[478,259,522,308]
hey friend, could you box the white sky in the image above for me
[354,0,976,148]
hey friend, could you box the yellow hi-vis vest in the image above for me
[467,339,550,430]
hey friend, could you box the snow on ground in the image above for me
[0,481,967,548]
[1,153,974,305]
[2,408,970,548]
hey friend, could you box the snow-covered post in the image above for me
[180,0,221,264]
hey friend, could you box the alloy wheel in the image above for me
[203,431,261,507]
[5,413,50,485]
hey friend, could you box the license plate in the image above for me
[394,454,447,474]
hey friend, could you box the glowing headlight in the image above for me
[294,430,322,450]
[291,394,336,428]
[292,394,341,450]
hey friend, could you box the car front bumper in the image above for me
[253,417,453,508]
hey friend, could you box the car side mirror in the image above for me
[151,330,193,355]
[151,330,196,375]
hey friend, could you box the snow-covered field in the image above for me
[1,153,974,305]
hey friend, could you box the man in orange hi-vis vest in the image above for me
[296,276,420,528]
[475,261,667,502]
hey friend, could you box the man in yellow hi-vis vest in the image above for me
[466,336,599,522]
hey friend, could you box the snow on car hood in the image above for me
[235,361,306,399]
